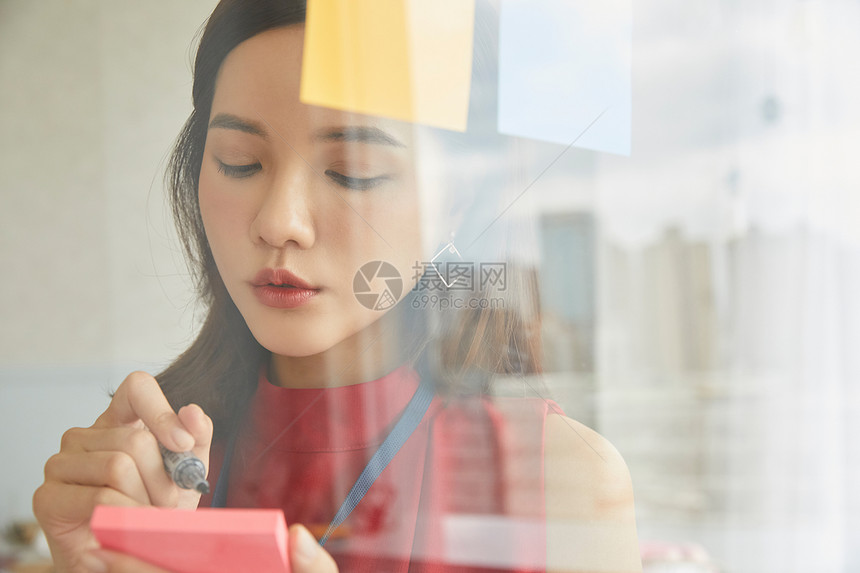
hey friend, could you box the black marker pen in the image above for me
[158,443,210,494]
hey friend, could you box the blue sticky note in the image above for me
[498,0,632,155]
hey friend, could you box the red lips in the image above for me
[251,268,320,309]
[251,268,318,290]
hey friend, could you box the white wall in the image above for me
[0,0,218,522]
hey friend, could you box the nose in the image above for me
[250,168,316,250]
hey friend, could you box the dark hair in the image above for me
[155,0,543,439]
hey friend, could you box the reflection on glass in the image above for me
[13,0,857,572]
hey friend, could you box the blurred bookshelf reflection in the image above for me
[526,212,860,572]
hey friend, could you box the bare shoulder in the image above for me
[544,413,636,523]
[544,414,642,572]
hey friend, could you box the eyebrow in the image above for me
[208,113,269,139]
[208,114,406,149]
[313,126,406,148]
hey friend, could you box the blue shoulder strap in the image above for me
[211,380,435,547]
[319,380,434,545]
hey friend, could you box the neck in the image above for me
[268,310,408,389]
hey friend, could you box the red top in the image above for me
[202,363,560,572]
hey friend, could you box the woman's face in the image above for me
[198,26,423,358]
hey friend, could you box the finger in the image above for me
[70,427,177,507]
[44,451,151,506]
[177,404,214,466]
[95,371,194,452]
[289,524,339,573]
[33,482,139,526]
[87,549,173,573]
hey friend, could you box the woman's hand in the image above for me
[32,371,213,573]
[74,524,338,573]
[288,524,340,573]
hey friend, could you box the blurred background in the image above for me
[2,1,859,572]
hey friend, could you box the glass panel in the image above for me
[3,1,858,572]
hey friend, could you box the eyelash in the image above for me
[214,159,389,190]
[216,160,260,179]
[324,170,390,191]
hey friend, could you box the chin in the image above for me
[253,329,339,358]
[241,300,385,358]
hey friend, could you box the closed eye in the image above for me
[216,159,261,179]
[325,170,390,191]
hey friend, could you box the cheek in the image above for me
[198,172,249,262]
[336,189,418,246]
[389,195,423,257]
[377,196,423,292]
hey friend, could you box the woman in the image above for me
[33,1,641,571]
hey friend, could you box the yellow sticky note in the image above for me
[301,0,475,132]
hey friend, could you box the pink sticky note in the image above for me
[91,506,290,573]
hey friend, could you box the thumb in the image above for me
[289,525,339,573]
